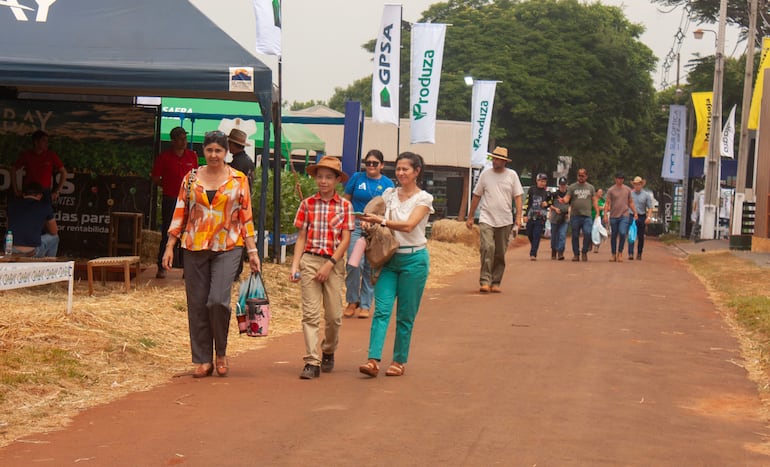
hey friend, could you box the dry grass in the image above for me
[686,251,770,409]
[0,238,479,446]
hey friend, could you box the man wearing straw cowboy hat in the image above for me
[227,128,256,280]
[465,146,523,293]
[227,128,255,187]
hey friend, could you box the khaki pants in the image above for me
[299,253,344,366]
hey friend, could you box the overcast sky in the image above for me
[198,0,742,104]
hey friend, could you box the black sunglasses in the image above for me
[364,161,380,167]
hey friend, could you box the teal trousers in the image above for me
[368,249,429,363]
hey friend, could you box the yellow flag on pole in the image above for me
[747,37,770,130]
[691,91,713,157]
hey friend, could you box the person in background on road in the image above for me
[290,156,353,380]
[592,188,606,253]
[465,147,523,292]
[6,182,59,257]
[562,168,600,262]
[628,176,653,261]
[549,176,569,260]
[227,128,255,281]
[523,173,552,261]
[151,126,198,279]
[11,130,68,205]
[603,172,637,263]
[359,152,434,378]
[343,149,394,319]
[163,131,260,379]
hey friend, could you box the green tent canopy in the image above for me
[160,97,325,155]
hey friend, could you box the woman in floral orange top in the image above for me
[162,131,260,379]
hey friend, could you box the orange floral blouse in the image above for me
[168,166,255,251]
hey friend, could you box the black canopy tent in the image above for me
[0,0,275,259]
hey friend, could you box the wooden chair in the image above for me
[87,255,140,295]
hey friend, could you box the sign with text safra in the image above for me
[410,23,446,144]
[371,4,401,126]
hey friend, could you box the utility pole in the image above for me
[735,0,759,196]
[701,0,728,240]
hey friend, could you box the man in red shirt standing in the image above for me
[151,126,198,278]
[12,130,68,205]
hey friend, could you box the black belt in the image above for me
[304,251,332,259]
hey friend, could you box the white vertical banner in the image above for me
[410,23,446,144]
[371,4,402,125]
[661,104,687,182]
[253,0,282,56]
[720,104,736,159]
[469,80,497,167]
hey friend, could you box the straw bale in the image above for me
[431,218,480,247]
[0,238,479,447]
[141,229,161,265]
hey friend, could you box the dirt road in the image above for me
[2,240,768,466]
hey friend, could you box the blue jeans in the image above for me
[609,215,631,254]
[526,218,545,257]
[36,233,60,257]
[570,215,593,256]
[370,249,429,364]
[345,224,373,310]
[550,221,567,253]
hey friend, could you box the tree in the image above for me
[651,0,769,40]
[329,0,659,184]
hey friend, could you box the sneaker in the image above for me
[479,285,490,293]
[609,254,617,262]
[558,252,565,261]
[343,303,357,318]
[490,285,502,293]
[636,254,642,261]
[628,255,634,261]
[530,256,536,261]
[299,364,320,379]
[572,255,580,262]
[581,252,588,262]
[551,250,557,260]
[155,268,166,279]
[321,353,335,373]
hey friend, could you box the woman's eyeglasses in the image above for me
[364,161,380,167]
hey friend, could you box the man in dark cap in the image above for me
[151,126,199,278]
[523,173,552,260]
[603,172,637,262]
[562,168,600,262]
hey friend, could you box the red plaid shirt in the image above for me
[294,192,354,256]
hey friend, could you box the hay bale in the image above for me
[141,229,161,265]
[430,218,479,247]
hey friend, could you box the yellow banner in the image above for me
[747,37,770,130]
[691,91,713,157]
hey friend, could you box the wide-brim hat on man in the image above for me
[307,156,348,182]
[488,146,511,162]
[632,176,643,184]
[227,128,252,147]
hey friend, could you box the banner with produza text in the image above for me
[410,23,446,144]
[469,80,497,167]
[661,104,686,182]
[371,4,401,125]
[691,91,713,158]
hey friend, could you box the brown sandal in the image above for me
[359,359,379,377]
[385,362,405,377]
[215,357,229,377]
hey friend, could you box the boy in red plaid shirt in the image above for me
[290,156,354,379]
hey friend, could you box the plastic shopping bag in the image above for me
[592,216,607,245]
[628,219,638,243]
[236,272,269,336]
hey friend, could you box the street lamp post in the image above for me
[700,0,728,240]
